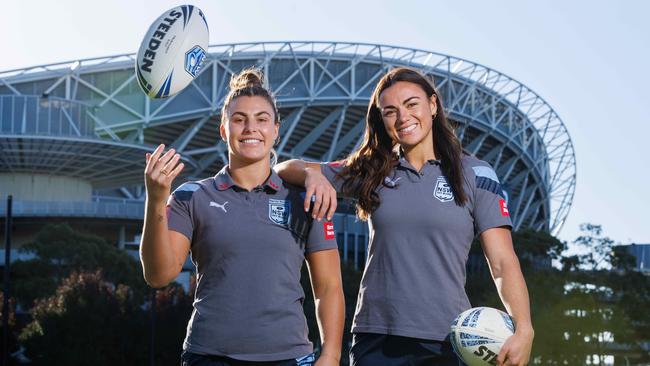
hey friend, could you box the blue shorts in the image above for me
[181,351,315,366]
[350,333,463,366]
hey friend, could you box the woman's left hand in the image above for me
[496,327,534,366]
[314,354,340,366]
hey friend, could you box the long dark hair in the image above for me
[340,67,467,220]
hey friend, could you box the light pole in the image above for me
[2,195,13,366]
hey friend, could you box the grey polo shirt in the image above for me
[166,167,338,361]
[322,155,512,341]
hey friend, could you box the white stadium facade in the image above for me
[0,42,576,262]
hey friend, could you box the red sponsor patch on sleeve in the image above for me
[499,199,510,217]
[324,221,335,240]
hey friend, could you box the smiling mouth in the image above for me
[397,124,417,134]
[239,138,263,144]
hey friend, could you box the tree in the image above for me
[19,271,150,366]
[148,283,195,366]
[0,291,19,362]
[564,223,615,272]
[462,224,650,365]
[605,263,650,364]
[528,223,649,365]
[11,223,146,308]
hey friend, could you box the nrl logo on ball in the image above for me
[185,45,207,77]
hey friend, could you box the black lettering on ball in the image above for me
[474,345,488,357]
[148,38,161,51]
[140,58,154,73]
[152,30,166,40]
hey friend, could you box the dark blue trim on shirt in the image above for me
[475,177,505,198]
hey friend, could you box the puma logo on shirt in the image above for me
[209,201,229,213]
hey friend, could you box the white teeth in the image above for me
[398,124,417,133]
[241,139,261,144]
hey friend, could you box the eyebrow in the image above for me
[231,111,272,118]
[382,96,421,110]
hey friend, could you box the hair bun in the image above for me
[229,68,265,90]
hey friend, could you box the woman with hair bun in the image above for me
[276,67,534,366]
[140,68,344,366]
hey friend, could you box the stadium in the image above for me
[0,41,576,265]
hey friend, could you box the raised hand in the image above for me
[144,144,185,204]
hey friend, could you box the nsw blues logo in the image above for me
[184,45,207,77]
[269,199,291,226]
[434,176,454,202]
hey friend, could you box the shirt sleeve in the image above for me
[166,182,199,241]
[305,220,339,254]
[471,162,513,234]
[320,160,346,193]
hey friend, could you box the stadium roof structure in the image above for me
[0,41,576,235]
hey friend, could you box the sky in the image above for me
[1,0,648,245]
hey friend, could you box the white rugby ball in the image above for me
[449,307,515,366]
[135,5,209,98]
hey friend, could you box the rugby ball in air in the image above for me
[449,307,515,366]
[135,5,209,98]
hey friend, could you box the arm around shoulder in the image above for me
[274,159,322,186]
[276,159,338,220]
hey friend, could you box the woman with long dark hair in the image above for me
[140,68,344,366]
[276,67,534,365]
